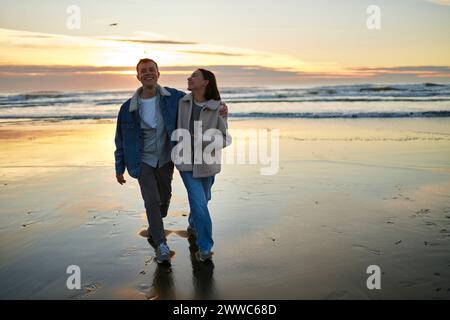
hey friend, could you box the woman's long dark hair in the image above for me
[199,68,221,101]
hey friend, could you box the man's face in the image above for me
[136,61,160,87]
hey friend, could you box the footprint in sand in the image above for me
[144,257,154,266]
[115,209,136,214]
[352,244,381,256]
[83,282,102,294]
[120,246,138,257]
[386,217,396,225]
[390,194,412,201]
[416,208,431,216]
[410,208,431,218]
[85,214,115,226]
[325,290,349,300]
[321,224,344,234]
[398,278,430,288]
[109,230,121,236]
[21,220,39,228]
[70,282,102,299]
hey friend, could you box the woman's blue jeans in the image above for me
[180,171,215,253]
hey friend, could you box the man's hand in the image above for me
[219,102,228,118]
[116,173,126,185]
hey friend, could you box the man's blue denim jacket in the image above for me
[114,85,185,179]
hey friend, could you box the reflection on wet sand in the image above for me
[147,264,175,300]
[187,235,216,300]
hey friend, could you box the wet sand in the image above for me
[0,118,449,299]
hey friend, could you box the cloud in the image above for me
[0,27,311,72]
[99,37,197,45]
[1,28,448,91]
[2,64,449,80]
[425,0,450,5]
[17,34,54,39]
[1,63,449,92]
[0,65,131,75]
[176,50,244,57]
[349,66,450,78]
[352,66,450,72]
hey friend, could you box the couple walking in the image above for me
[114,58,231,265]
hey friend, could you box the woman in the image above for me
[174,68,231,262]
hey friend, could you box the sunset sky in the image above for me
[0,0,449,92]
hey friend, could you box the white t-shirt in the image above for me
[139,96,158,128]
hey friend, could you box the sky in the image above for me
[0,0,449,92]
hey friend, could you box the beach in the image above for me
[0,117,449,299]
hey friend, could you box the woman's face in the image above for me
[187,69,208,91]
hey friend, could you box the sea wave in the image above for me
[0,83,449,120]
[1,110,449,120]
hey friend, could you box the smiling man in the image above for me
[114,58,227,265]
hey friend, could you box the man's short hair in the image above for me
[136,58,159,73]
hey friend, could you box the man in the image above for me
[114,59,227,265]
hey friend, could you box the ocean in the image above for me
[0,83,450,121]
